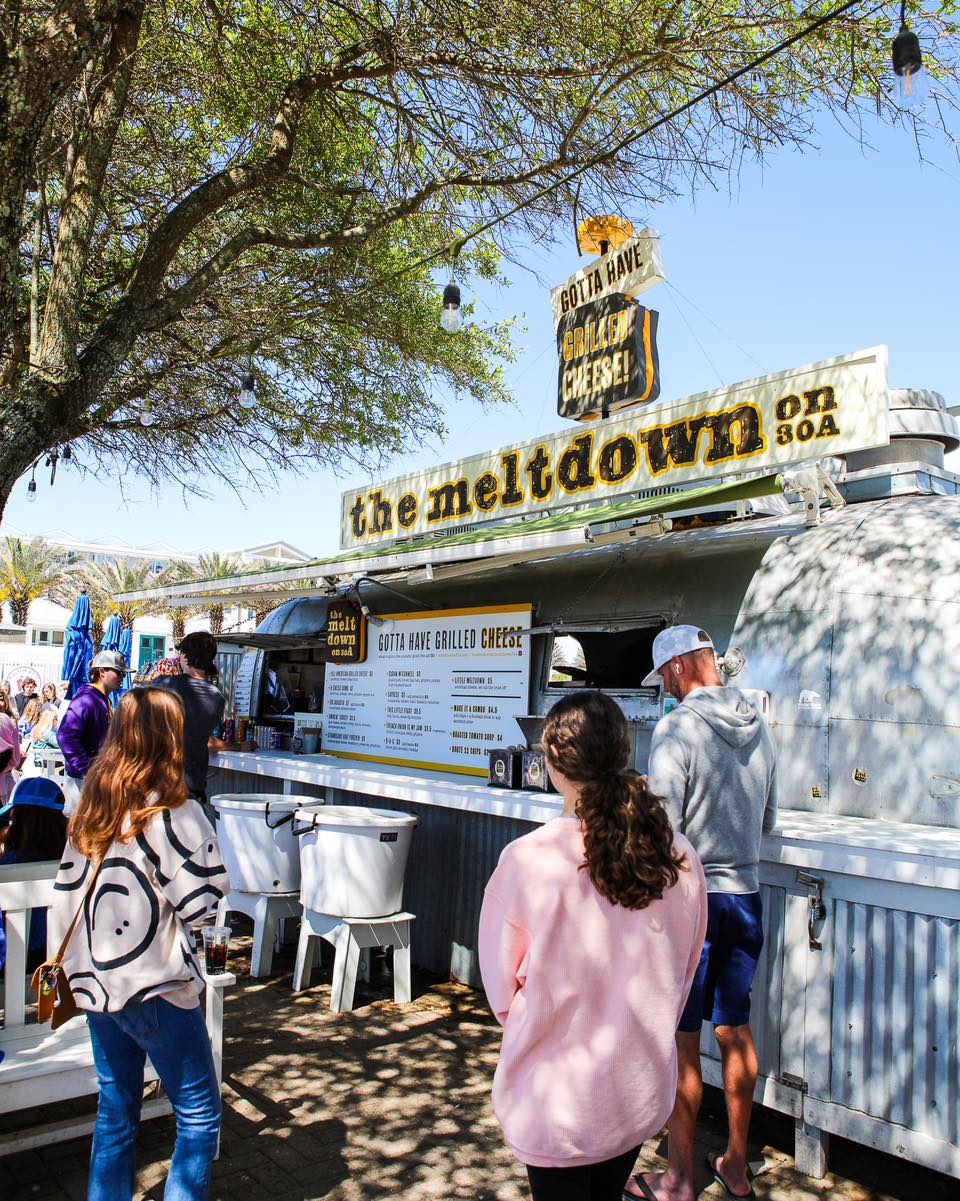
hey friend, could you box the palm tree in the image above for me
[252,602,274,627]
[0,537,73,626]
[170,552,243,635]
[80,559,156,635]
[158,562,201,643]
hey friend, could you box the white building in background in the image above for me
[0,528,312,688]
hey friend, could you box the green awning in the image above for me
[117,472,784,602]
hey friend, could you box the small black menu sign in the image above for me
[324,601,367,664]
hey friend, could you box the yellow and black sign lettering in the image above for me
[324,601,367,664]
[343,383,851,542]
[556,294,660,420]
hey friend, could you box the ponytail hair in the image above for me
[542,691,685,910]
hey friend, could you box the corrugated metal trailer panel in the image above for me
[829,901,959,1145]
[746,883,785,1081]
[698,873,960,1176]
[209,765,285,796]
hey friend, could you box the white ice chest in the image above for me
[293,805,417,918]
[213,793,323,893]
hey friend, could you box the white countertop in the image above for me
[209,749,565,824]
[209,750,960,888]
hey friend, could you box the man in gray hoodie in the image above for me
[627,625,777,1201]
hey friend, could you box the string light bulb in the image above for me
[140,400,156,427]
[26,469,37,503]
[440,282,462,332]
[892,5,928,108]
[240,362,257,410]
[62,444,73,463]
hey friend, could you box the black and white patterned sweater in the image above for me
[51,798,230,1012]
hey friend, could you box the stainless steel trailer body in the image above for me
[154,389,960,1179]
[210,485,960,1180]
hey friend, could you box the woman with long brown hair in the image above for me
[51,687,230,1201]
[479,691,707,1201]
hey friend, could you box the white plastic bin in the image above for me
[294,806,417,918]
[212,793,323,893]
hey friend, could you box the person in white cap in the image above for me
[57,650,129,813]
[626,626,777,1201]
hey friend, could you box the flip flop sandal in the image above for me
[623,1176,659,1201]
[706,1152,756,1200]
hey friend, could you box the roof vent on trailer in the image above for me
[840,389,960,500]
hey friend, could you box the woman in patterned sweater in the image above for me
[51,687,230,1201]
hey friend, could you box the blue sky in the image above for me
[5,108,960,560]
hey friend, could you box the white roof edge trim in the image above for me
[117,519,666,603]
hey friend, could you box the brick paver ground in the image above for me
[1,930,953,1201]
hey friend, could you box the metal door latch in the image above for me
[796,871,827,951]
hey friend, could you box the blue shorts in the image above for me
[678,891,763,1032]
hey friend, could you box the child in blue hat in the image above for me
[0,775,67,972]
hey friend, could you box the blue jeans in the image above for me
[86,998,222,1201]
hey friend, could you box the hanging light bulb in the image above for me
[62,444,73,463]
[240,362,257,410]
[26,470,37,502]
[892,7,928,108]
[440,282,462,332]
[140,399,156,427]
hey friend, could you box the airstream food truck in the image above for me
[125,232,960,1182]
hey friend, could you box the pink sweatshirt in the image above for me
[478,817,707,1168]
[0,712,24,801]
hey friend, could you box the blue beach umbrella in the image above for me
[101,614,122,654]
[61,593,95,700]
[117,627,132,697]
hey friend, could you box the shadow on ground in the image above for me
[0,925,955,1201]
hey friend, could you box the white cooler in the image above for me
[294,805,417,918]
[212,793,323,893]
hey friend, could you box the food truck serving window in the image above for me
[547,622,666,691]
[259,646,326,720]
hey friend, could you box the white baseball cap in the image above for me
[642,625,715,687]
[90,650,130,674]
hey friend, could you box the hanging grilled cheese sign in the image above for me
[339,346,890,549]
[556,295,660,418]
[551,229,666,420]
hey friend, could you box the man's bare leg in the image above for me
[709,1023,758,1196]
[624,1030,702,1201]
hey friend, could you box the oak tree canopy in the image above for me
[1,0,957,517]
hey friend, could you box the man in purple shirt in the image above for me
[57,651,128,811]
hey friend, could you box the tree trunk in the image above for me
[0,0,129,352]
[0,82,35,353]
[10,596,29,626]
[209,605,224,635]
[172,612,186,642]
[37,3,145,373]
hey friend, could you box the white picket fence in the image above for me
[0,646,67,690]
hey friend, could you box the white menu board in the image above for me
[322,604,532,776]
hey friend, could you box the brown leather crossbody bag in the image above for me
[32,852,108,1029]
